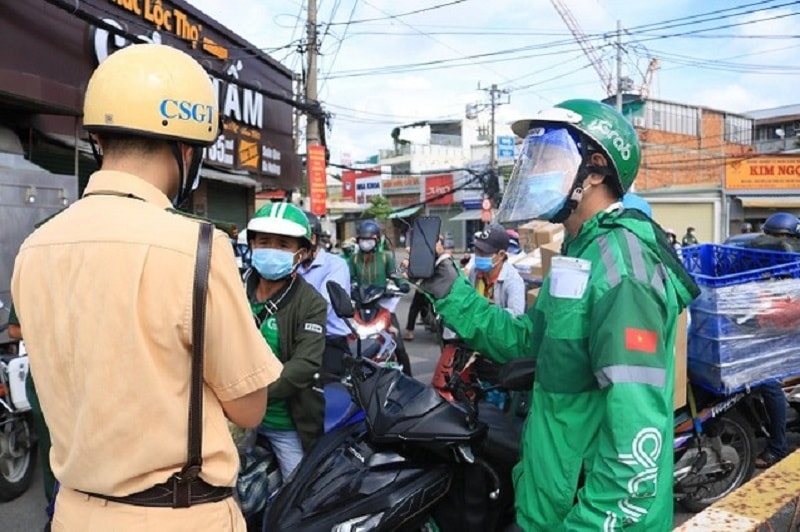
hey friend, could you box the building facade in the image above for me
[0,0,300,232]
[618,97,755,190]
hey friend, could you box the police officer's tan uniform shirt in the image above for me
[11,170,282,496]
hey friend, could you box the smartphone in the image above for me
[407,216,442,279]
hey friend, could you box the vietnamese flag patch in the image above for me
[624,327,658,354]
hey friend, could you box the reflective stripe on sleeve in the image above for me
[623,231,648,285]
[650,263,667,298]
[598,235,621,288]
[595,365,666,388]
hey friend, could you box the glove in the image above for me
[418,255,460,300]
[399,283,411,294]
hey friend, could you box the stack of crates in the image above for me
[682,244,800,394]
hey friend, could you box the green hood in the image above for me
[565,207,700,310]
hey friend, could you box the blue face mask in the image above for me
[251,248,297,280]
[474,256,495,273]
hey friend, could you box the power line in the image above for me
[326,0,467,25]
[319,0,359,94]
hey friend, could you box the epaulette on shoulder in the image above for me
[166,208,238,238]
[34,207,69,229]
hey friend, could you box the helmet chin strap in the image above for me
[548,133,614,224]
[170,143,204,208]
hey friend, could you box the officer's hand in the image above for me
[418,255,459,300]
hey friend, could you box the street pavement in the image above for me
[3,291,793,530]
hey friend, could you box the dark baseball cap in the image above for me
[473,224,510,254]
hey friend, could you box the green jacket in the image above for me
[246,272,327,451]
[346,249,407,289]
[435,208,699,531]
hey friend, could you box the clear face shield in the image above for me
[496,127,582,223]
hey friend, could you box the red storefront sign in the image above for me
[342,169,380,201]
[425,174,454,206]
[307,144,327,216]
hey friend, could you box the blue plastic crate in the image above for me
[681,244,800,288]
[688,348,800,395]
[688,333,800,366]
[688,308,749,340]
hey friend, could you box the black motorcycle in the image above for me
[262,282,532,532]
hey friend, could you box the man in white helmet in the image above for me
[11,44,281,530]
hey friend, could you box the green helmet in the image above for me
[511,99,640,193]
[247,202,312,247]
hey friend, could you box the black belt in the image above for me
[81,474,232,508]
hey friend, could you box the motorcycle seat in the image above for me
[348,338,381,359]
[478,402,521,465]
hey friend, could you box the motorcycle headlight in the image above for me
[331,513,384,532]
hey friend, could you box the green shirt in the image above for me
[251,304,294,431]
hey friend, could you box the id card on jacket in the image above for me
[549,256,591,299]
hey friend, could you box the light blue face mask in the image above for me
[524,171,569,221]
[251,248,297,280]
[474,256,495,272]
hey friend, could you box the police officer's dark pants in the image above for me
[26,373,56,514]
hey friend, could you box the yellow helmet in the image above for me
[83,44,218,146]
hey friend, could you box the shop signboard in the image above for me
[0,0,299,188]
[342,169,380,201]
[726,156,800,190]
[382,175,420,196]
[425,174,454,206]
[355,175,382,205]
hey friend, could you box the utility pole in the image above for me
[305,0,320,147]
[615,19,623,112]
[478,83,510,170]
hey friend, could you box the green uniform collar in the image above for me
[565,206,700,308]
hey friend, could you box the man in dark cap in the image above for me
[468,224,526,316]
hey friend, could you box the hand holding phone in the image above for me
[407,216,442,279]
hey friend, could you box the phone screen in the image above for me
[408,216,442,279]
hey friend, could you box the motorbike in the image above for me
[430,329,760,514]
[261,282,530,531]
[672,385,761,512]
[0,299,37,502]
[347,279,411,374]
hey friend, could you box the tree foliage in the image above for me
[364,195,393,221]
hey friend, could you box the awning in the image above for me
[449,209,483,221]
[739,196,800,208]
[201,167,259,188]
[326,214,344,222]
[388,205,422,219]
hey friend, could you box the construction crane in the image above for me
[549,0,658,100]
[639,58,660,100]
[549,0,614,97]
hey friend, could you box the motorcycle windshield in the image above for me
[353,360,487,444]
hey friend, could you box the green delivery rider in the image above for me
[418,99,700,530]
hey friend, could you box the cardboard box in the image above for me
[512,249,541,280]
[534,223,565,248]
[526,287,540,309]
[538,241,562,278]
[517,220,548,253]
[674,311,688,410]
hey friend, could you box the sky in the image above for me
[188,0,800,165]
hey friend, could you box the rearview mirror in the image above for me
[326,281,355,319]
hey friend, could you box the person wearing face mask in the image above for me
[11,44,283,530]
[297,210,352,377]
[243,203,327,490]
[414,99,699,530]
[347,219,412,374]
[469,224,526,317]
